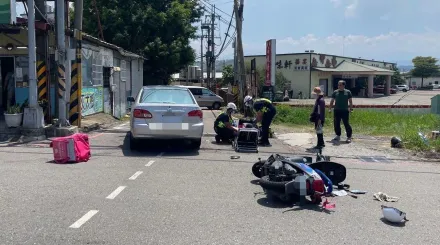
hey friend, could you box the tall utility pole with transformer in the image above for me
[234,0,245,110]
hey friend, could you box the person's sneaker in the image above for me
[346,137,352,143]
[332,136,340,141]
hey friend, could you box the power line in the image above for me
[199,1,236,29]
[201,0,233,18]
[216,8,234,58]
[217,31,236,58]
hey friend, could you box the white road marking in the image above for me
[106,186,126,199]
[145,160,155,167]
[69,210,99,229]
[157,152,164,157]
[129,171,143,180]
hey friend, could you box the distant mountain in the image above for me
[397,65,414,72]
[192,59,234,72]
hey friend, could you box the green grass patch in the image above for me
[273,104,440,152]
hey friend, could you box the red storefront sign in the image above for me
[265,40,271,86]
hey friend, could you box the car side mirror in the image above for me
[127,96,135,102]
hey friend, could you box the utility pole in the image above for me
[233,37,237,86]
[26,0,37,108]
[234,0,246,110]
[23,0,44,130]
[26,0,38,109]
[35,0,47,61]
[200,26,204,86]
[55,0,67,126]
[64,0,72,124]
[205,17,211,89]
[71,0,83,127]
[211,5,216,89]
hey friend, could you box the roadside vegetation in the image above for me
[273,104,440,152]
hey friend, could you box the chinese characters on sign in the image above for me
[275,59,309,70]
[265,41,272,86]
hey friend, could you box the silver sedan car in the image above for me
[127,85,204,150]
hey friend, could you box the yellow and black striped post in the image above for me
[37,61,48,121]
[69,62,79,125]
[69,29,82,126]
[57,64,66,99]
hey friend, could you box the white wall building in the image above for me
[404,76,440,89]
[244,52,396,98]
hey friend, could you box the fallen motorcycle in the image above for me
[252,148,331,178]
[252,152,346,204]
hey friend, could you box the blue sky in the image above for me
[15,0,440,66]
[192,0,440,66]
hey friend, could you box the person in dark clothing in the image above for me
[246,97,277,146]
[214,102,238,143]
[310,87,326,149]
[329,80,353,143]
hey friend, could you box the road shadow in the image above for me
[250,179,260,185]
[121,132,200,157]
[256,195,333,214]
[325,139,350,146]
[256,197,294,209]
[210,140,232,145]
[380,217,406,227]
[282,204,334,214]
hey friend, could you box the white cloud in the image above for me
[329,0,359,18]
[344,0,358,18]
[236,31,440,64]
[330,0,342,7]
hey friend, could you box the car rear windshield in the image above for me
[139,88,196,104]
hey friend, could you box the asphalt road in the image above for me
[1,110,440,244]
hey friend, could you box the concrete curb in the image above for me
[273,103,431,108]
[80,123,101,133]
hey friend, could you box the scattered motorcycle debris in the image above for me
[374,192,399,202]
[350,190,367,194]
[381,205,409,223]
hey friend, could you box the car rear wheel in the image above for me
[129,133,139,151]
[212,102,221,110]
[191,138,202,150]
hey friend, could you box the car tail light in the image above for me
[188,110,203,119]
[133,109,153,119]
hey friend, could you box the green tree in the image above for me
[391,66,405,85]
[411,56,440,87]
[82,0,203,85]
[221,64,234,86]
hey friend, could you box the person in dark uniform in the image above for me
[214,102,238,143]
[245,97,277,146]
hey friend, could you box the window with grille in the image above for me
[121,60,127,82]
[92,51,103,86]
